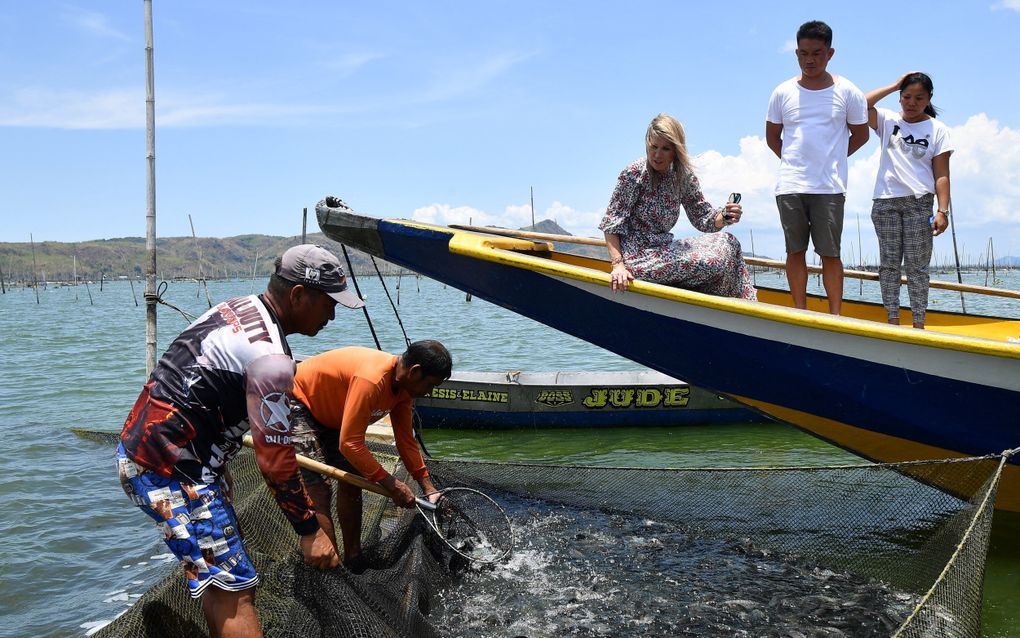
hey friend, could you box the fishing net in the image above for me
[92,437,1010,638]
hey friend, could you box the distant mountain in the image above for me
[0,232,401,284]
[0,219,606,284]
[995,256,1020,267]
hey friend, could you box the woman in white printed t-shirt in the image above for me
[865,72,953,329]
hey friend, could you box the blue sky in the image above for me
[2,0,1019,263]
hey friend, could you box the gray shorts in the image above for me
[776,193,845,257]
[290,401,359,487]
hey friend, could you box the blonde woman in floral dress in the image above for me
[600,113,756,300]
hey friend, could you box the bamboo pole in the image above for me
[465,217,473,302]
[947,204,967,311]
[29,233,39,304]
[72,252,78,301]
[449,223,1020,301]
[302,207,308,244]
[530,186,535,229]
[242,435,389,497]
[748,229,756,274]
[1,258,6,294]
[188,214,213,309]
[991,237,997,285]
[856,213,863,295]
[143,0,158,375]
[250,249,259,294]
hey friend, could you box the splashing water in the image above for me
[431,496,918,638]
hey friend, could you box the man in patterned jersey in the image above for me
[117,244,363,638]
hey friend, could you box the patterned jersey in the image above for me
[120,294,319,535]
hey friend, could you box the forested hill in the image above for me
[0,220,598,283]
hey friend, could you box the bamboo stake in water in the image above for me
[72,252,78,301]
[749,228,757,286]
[302,207,307,244]
[129,278,139,306]
[1,258,7,294]
[30,233,40,304]
[188,214,213,309]
[465,217,472,302]
[143,0,158,376]
[990,236,997,285]
[530,186,535,229]
[856,213,863,295]
[84,279,94,305]
[947,203,966,313]
[250,249,259,294]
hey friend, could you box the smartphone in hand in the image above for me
[724,193,741,222]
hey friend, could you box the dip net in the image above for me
[92,440,1011,638]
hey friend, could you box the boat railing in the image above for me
[450,224,1020,301]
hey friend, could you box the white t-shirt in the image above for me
[767,75,868,195]
[872,107,953,200]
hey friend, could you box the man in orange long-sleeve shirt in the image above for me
[290,340,452,571]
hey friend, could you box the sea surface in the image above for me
[0,268,1017,637]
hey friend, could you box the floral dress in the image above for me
[598,159,757,301]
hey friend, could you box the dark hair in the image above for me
[900,72,939,118]
[267,258,298,296]
[402,340,452,379]
[797,20,832,47]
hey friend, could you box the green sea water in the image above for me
[0,270,1016,636]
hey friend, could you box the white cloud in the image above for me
[0,87,140,129]
[410,200,603,239]
[0,87,336,129]
[323,52,387,77]
[780,39,796,53]
[411,203,491,227]
[992,0,1020,10]
[416,51,535,104]
[60,6,129,41]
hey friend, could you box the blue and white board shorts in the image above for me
[116,443,258,598]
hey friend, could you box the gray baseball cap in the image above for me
[277,244,364,308]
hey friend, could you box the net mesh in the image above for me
[93,439,1009,638]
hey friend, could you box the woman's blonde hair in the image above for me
[645,113,691,194]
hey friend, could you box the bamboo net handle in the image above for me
[241,434,390,498]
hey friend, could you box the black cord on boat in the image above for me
[365,256,431,457]
[340,243,381,351]
[342,244,432,458]
[370,256,411,348]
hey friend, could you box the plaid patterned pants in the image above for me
[870,194,935,325]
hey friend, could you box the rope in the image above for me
[891,452,1006,637]
[371,256,411,348]
[339,243,381,350]
[144,280,198,323]
[340,245,428,457]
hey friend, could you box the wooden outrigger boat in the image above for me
[315,197,1020,511]
[414,370,767,429]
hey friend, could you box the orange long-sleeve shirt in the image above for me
[291,347,427,483]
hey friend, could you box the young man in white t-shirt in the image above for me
[765,20,869,315]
